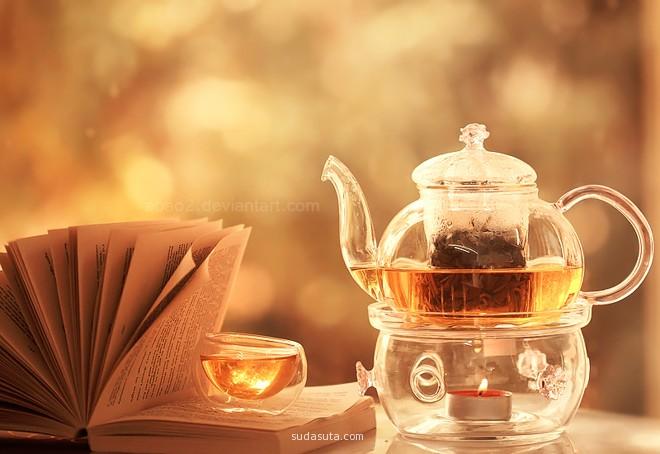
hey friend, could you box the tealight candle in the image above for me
[447,378,512,421]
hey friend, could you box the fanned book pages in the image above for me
[0,220,253,446]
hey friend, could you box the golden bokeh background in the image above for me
[0,0,656,415]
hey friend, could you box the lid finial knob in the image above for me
[459,123,490,150]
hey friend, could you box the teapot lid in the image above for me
[412,123,537,188]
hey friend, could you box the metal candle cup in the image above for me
[447,379,512,421]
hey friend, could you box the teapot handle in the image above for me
[556,185,654,305]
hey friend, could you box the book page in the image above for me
[0,272,57,392]
[90,228,250,426]
[7,236,76,406]
[0,253,76,415]
[0,342,78,428]
[128,224,244,351]
[0,407,78,439]
[0,252,52,364]
[47,228,79,391]
[89,220,206,407]
[74,222,133,402]
[96,383,368,431]
[73,220,172,404]
[100,221,224,384]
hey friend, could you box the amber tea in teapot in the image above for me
[325,123,652,321]
[352,265,582,314]
[388,226,581,314]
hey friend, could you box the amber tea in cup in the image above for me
[194,333,306,414]
[200,346,300,399]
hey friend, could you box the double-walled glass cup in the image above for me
[193,332,306,415]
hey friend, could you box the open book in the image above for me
[0,219,251,444]
[88,383,375,454]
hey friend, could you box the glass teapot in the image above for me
[322,123,653,317]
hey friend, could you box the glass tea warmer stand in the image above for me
[322,124,654,443]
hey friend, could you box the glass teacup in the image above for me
[193,332,306,415]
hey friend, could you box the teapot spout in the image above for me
[322,156,378,275]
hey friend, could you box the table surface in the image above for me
[318,405,660,454]
[2,405,660,453]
